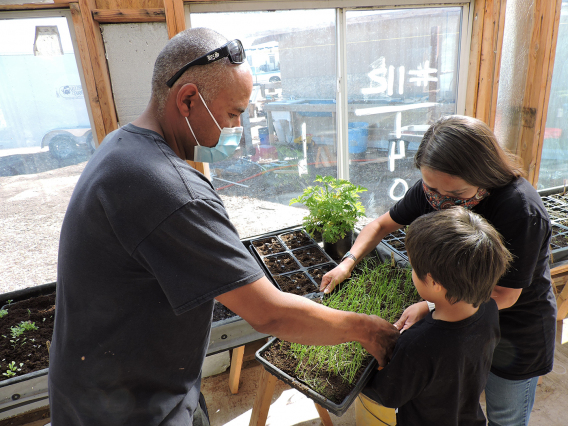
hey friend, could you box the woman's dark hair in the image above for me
[414,115,524,188]
[405,208,512,308]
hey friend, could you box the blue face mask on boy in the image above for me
[185,92,243,163]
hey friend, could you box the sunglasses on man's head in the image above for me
[166,39,246,88]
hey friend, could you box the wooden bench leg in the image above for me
[314,403,334,426]
[249,368,278,426]
[229,345,245,394]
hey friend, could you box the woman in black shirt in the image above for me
[321,115,557,426]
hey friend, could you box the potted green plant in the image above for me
[290,175,367,259]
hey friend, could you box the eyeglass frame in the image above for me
[165,39,246,88]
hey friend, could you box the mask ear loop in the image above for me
[198,92,222,132]
[185,117,201,147]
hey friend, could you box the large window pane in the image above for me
[190,10,337,234]
[0,16,93,292]
[537,2,568,190]
[346,8,462,218]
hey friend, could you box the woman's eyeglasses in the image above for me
[166,39,246,88]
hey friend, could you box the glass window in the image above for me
[346,8,462,218]
[190,5,467,228]
[190,10,338,236]
[0,15,93,293]
[537,2,568,190]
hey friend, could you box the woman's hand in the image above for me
[320,262,353,294]
[394,301,429,332]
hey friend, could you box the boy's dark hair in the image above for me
[405,208,512,307]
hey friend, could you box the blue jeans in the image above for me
[485,372,539,426]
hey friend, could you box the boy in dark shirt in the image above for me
[362,207,512,426]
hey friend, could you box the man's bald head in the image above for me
[151,28,245,117]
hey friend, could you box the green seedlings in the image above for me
[10,321,39,339]
[2,361,23,378]
[0,309,7,319]
[285,260,419,394]
[27,308,31,317]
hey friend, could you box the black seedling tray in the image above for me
[539,188,568,266]
[250,228,337,296]
[271,270,320,297]
[256,337,378,417]
[306,262,336,288]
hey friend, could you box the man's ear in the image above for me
[176,83,198,117]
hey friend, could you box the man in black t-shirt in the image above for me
[48,28,400,426]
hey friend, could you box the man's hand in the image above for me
[360,315,400,367]
[393,301,429,332]
[320,262,352,294]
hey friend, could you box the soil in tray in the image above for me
[213,301,237,322]
[263,253,300,274]
[280,230,312,249]
[0,293,55,378]
[261,340,369,404]
[308,264,335,286]
[293,246,329,267]
[385,239,406,252]
[252,237,286,256]
[274,272,318,296]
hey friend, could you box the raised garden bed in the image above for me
[256,260,420,416]
[0,282,55,421]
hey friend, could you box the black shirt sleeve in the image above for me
[133,198,265,315]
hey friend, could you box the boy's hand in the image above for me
[320,263,352,294]
[360,316,400,367]
[394,301,429,332]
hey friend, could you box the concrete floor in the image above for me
[201,319,568,426]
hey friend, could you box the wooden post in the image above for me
[229,345,245,394]
[465,0,507,127]
[70,2,107,146]
[314,403,334,426]
[249,368,278,426]
[78,0,119,135]
[520,0,563,186]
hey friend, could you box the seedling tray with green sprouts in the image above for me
[539,187,568,266]
[374,229,410,267]
[249,229,337,297]
[256,260,420,416]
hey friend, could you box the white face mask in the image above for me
[185,92,243,163]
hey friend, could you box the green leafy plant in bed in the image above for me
[286,260,418,395]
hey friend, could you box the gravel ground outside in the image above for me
[0,161,330,294]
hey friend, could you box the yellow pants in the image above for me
[355,393,397,426]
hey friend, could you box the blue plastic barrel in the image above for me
[348,122,369,154]
[258,127,269,145]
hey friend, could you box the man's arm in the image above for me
[215,277,400,366]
